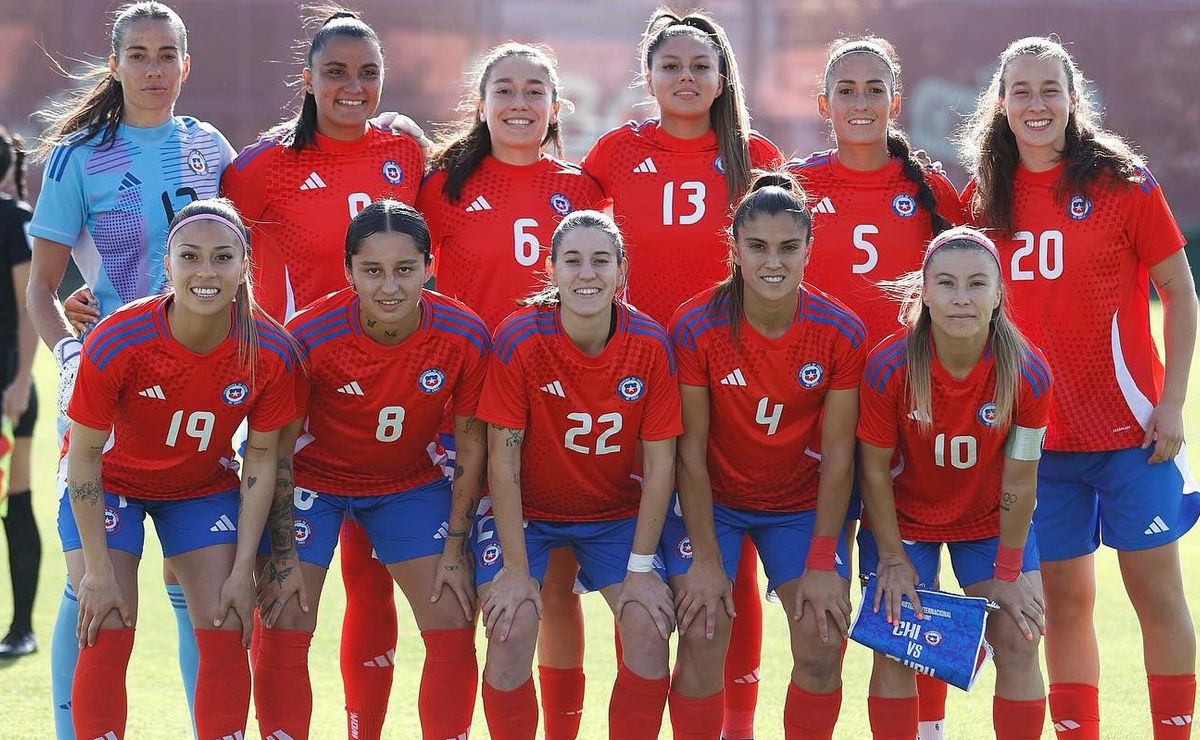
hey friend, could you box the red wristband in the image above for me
[805,535,838,572]
[993,545,1023,582]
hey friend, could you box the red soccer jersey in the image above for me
[858,333,1053,541]
[477,302,683,521]
[288,288,488,496]
[963,165,1185,451]
[671,284,867,512]
[788,150,964,346]
[221,125,423,321]
[66,295,297,500]
[582,120,784,326]
[417,156,605,331]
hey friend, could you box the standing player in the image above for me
[25,4,234,735]
[787,37,962,738]
[581,13,783,736]
[416,41,604,737]
[959,36,1197,739]
[665,173,864,739]
[475,211,680,740]
[219,12,426,737]
[62,198,298,740]
[0,126,40,660]
[857,226,1052,740]
[253,201,485,740]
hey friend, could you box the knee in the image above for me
[990,623,1042,674]
[791,624,843,683]
[677,620,730,669]
[618,607,669,672]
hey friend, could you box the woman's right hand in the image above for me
[873,552,924,625]
[481,566,542,642]
[76,566,132,647]
[64,286,101,334]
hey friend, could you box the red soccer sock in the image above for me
[72,628,134,739]
[1148,674,1196,739]
[668,688,724,739]
[254,628,313,740]
[1048,682,1099,739]
[539,665,585,739]
[724,538,762,740]
[783,682,842,740]
[483,677,539,740]
[868,695,919,740]
[609,664,668,740]
[339,516,397,736]
[917,671,948,722]
[418,629,477,739]
[194,629,250,739]
[993,696,1046,740]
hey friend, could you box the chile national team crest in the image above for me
[891,193,917,218]
[418,368,446,394]
[481,542,502,567]
[549,192,572,216]
[798,362,825,388]
[676,537,693,560]
[1068,195,1093,220]
[293,517,312,546]
[104,506,121,534]
[382,160,404,185]
[714,155,726,174]
[187,149,207,175]
[616,376,646,402]
[977,401,998,428]
[222,381,250,406]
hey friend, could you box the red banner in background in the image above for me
[5,0,1198,228]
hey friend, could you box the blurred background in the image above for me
[2,0,1198,263]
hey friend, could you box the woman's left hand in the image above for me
[215,567,256,646]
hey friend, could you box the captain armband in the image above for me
[1004,425,1047,461]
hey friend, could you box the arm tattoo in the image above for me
[266,558,293,588]
[502,427,524,448]
[268,457,296,556]
[462,416,478,433]
[245,475,258,489]
[68,480,102,505]
[1000,490,1017,512]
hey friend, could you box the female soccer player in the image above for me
[857,226,1053,740]
[252,200,485,740]
[581,13,784,734]
[475,210,680,740]
[787,37,963,737]
[62,198,298,740]
[25,4,234,734]
[959,36,1197,739]
[416,41,604,737]
[0,126,40,661]
[219,12,426,734]
[665,172,864,739]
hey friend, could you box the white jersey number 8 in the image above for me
[376,405,406,442]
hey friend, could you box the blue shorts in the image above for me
[473,515,663,591]
[857,528,1040,588]
[291,478,452,568]
[1034,446,1200,561]
[662,498,851,591]
[58,487,241,559]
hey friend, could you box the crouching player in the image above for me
[474,210,681,740]
[857,226,1053,739]
[252,201,486,740]
[665,173,865,739]
[62,199,298,739]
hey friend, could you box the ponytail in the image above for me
[886,130,951,238]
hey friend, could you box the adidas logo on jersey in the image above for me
[299,172,327,191]
[465,195,492,212]
[138,385,166,400]
[209,515,236,532]
[337,381,365,396]
[117,172,142,191]
[719,368,747,386]
[907,408,932,423]
[813,196,836,214]
[632,157,657,174]
[540,380,566,397]
[362,649,396,668]
[1145,515,1170,535]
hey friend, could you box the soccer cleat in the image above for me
[0,629,38,658]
